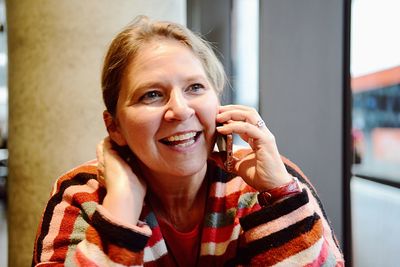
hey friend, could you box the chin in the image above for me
[173,162,207,177]
[166,154,209,177]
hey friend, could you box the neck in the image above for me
[143,164,209,232]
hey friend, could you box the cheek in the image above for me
[197,97,219,135]
[207,94,220,120]
[119,110,160,147]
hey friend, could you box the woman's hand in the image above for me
[97,137,147,225]
[211,105,293,191]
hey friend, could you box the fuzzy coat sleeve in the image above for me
[234,149,344,266]
[31,162,151,267]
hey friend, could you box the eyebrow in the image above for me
[127,81,164,100]
[185,75,209,83]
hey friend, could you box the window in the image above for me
[351,0,400,183]
[350,0,400,265]
[231,0,259,109]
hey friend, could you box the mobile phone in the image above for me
[216,131,234,172]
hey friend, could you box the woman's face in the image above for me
[113,39,220,178]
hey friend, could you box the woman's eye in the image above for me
[187,83,205,93]
[139,90,163,104]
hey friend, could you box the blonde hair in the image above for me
[101,15,226,115]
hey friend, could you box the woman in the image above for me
[32,16,344,266]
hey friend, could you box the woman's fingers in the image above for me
[217,120,274,146]
[217,106,260,123]
[216,105,276,148]
[219,104,256,112]
[96,137,133,186]
[217,105,270,133]
[217,120,260,136]
[96,139,106,186]
[215,105,292,190]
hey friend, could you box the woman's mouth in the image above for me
[160,131,201,148]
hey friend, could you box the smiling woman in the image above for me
[107,39,219,181]
[32,16,344,266]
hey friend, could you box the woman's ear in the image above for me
[103,110,127,146]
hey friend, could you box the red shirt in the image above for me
[158,218,201,267]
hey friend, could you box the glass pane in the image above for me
[351,0,400,182]
[231,0,259,146]
[351,1,400,266]
[231,0,259,110]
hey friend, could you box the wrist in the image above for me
[257,176,301,206]
[257,172,294,192]
[103,192,144,225]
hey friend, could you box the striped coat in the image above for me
[32,154,344,266]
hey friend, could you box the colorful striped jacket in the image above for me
[32,154,344,266]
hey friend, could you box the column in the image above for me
[6,1,185,266]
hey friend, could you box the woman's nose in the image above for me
[164,90,195,121]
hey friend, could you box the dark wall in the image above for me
[188,0,346,247]
[259,0,345,245]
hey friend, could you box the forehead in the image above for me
[115,39,213,107]
[126,39,207,78]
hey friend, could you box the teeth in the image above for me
[175,139,195,148]
[166,132,196,142]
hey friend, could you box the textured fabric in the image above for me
[32,152,344,266]
[158,218,201,267]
